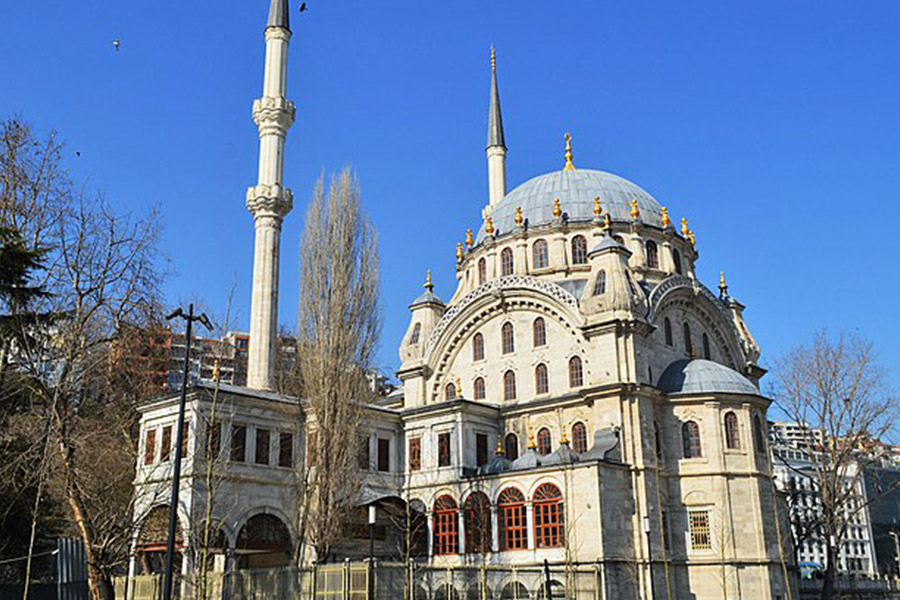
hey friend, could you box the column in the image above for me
[525,503,535,550]
[491,507,500,553]
[426,512,434,560]
[458,509,467,555]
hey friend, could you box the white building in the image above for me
[129,1,798,598]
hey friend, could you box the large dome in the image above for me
[476,169,663,242]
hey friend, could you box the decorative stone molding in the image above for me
[247,184,293,219]
[425,275,578,353]
[253,97,296,134]
[264,27,291,42]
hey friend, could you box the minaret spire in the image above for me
[246,1,296,390]
[486,46,507,208]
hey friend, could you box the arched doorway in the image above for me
[235,513,292,568]
[135,505,184,575]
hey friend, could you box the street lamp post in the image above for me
[161,304,212,600]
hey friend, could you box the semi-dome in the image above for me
[477,169,663,242]
[658,359,758,396]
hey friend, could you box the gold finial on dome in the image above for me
[688,229,696,246]
[496,435,504,455]
[661,206,671,229]
[630,198,640,220]
[465,228,474,248]
[485,216,495,235]
[593,196,603,219]
[424,270,434,291]
[681,217,690,237]
[560,425,569,445]
[719,271,729,297]
[514,206,523,227]
[527,427,537,449]
[603,212,612,232]
[552,198,562,219]
[563,132,575,171]
[456,242,463,261]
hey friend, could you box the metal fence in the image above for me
[114,562,604,600]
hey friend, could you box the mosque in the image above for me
[130,1,796,598]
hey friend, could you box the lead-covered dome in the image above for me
[477,169,663,242]
[658,359,758,396]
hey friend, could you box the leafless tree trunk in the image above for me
[770,330,897,600]
[294,169,380,563]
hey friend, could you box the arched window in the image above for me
[472,333,484,361]
[571,235,587,265]
[464,492,492,554]
[664,318,673,346]
[501,322,515,354]
[503,371,517,401]
[433,496,459,555]
[646,240,659,269]
[504,433,519,461]
[537,427,552,456]
[409,323,421,345]
[702,333,711,360]
[478,258,486,286]
[724,412,740,450]
[673,249,683,275]
[445,383,457,401]
[473,377,485,400]
[501,248,514,276]
[533,483,564,548]
[532,239,549,269]
[534,363,549,395]
[568,356,583,388]
[682,421,702,458]
[498,487,527,551]
[754,415,766,453]
[532,317,546,347]
[592,270,606,296]
[571,422,588,453]
[683,322,693,356]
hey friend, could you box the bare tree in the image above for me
[294,169,380,563]
[770,330,897,600]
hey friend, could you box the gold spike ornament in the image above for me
[456,241,463,261]
[681,217,690,237]
[552,198,562,219]
[485,216,495,235]
[593,196,603,219]
[719,271,729,297]
[661,206,671,229]
[424,270,434,291]
[465,228,474,248]
[563,132,575,171]
[515,206,523,227]
[630,198,640,220]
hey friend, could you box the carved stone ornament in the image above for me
[247,184,293,218]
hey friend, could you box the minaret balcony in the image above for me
[252,97,296,133]
[247,184,293,219]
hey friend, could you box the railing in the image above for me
[114,561,604,600]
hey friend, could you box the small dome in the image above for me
[409,288,443,307]
[477,169,662,242]
[658,359,758,396]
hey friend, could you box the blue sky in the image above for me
[2,1,898,381]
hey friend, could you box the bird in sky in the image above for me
[299,3,307,13]
[113,39,120,52]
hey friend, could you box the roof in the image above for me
[409,288,444,308]
[477,169,663,243]
[588,234,629,257]
[657,359,758,396]
[487,51,505,149]
[267,0,290,31]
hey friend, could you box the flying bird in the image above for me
[113,39,120,52]
[299,2,307,12]
[75,151,81,157]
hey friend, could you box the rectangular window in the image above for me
[231,425,246,462]
[181,422,189,460]
[160,425,172,462]
[144,429,156,466]
[255,428,270,465]
[377,438,390,472]
[438,432,451,467]
[210,422,222,459]
[662,511,670,551]
[279,432,293,468]
[476,433,488,467]
[358,436,370,469]
[689,510,711,550]
[408,438,421,471]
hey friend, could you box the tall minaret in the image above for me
[486,47,507,208]
[246,0,294,391]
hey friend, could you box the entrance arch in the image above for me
[236,513,292,568]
